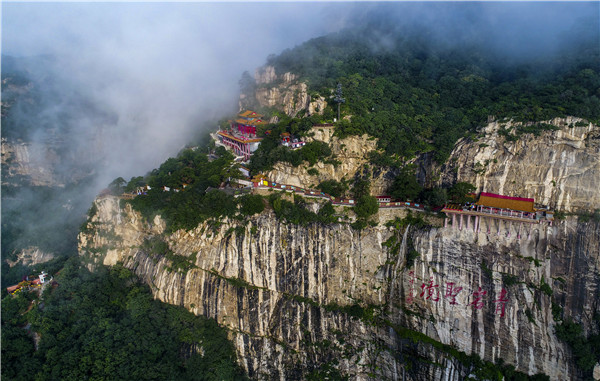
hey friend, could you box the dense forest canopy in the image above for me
[264,21,600,162]
[1,260,247,380]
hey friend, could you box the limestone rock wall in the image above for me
[266,129,393,195]
[5,246,55,268]
[242,65,327,118]
[402,217,599,380]
[80,195,599,380]
[1,139,63,186]
[430,117,600,212]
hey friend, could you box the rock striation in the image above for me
[80,193,599,380]
[5,246,55,268]
[426,117,600,213]
[241,65,327,118]
[1,138,64,187]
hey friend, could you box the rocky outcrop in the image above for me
[429,117,600,212]
[5,246,55,267]
[242,66,327,118]
[1,138,63,187]
[80,194,599,380]
[1,135,101,187]
[266,127,394,195]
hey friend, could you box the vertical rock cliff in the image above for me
[80,194,599,380]
[421,118,600,213]
[240,65,327,118]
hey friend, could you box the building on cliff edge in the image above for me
[6,271,53,295]
[442,192,554,238]
[216,110,265,161]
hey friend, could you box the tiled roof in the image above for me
[217,131,263,143]
[239,110,263,118]
[475,192,535,212]
[235,118,266,126]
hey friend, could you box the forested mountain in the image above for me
[263,22,599,162]
[2,260,246,380]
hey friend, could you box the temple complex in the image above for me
[216,110,265,161]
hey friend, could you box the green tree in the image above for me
[124,176,146,193]
[1,259,248,381]
[317,179,348,198]
[355,195,378,219]
[389,167,422,201]
[240,194,265,216]
[420,187,448,208]
[108,177,126,195]
[449,182,476,204]
[352,178,371,200]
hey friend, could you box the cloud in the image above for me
[4,2,597,187]
[2,2,353,188]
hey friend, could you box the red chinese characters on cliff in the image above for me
[494,288,509,317]
[405,272,510,318]
[469,287,487,309]
[444,282,463,305]
[420,277,440,301]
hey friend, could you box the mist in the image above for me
[1,2,597,266]
[3,2,597,188]
[2,2,355,189]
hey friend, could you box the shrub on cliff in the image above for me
[239,194,265,216]
[354,195,378,219]
[389,166,422,201]
[555,318,600,374]
[317,179,348,198]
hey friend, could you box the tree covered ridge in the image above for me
[1,259,247,381]
[265,25,600,162]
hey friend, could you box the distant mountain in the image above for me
[1,55,109,284]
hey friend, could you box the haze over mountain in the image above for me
[3,2,596,189]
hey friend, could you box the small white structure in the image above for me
[239,166,250,178]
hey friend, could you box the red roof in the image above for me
[476,192,535,212]
[479,192,534,203]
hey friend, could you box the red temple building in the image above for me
[442,191,553,239]
[217,110,266,161]
[280,132,306,149]
[232,110,266,136]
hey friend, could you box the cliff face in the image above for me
[266,126,393,195]
[80,195,599,380]
[1,139,64,187]
[424,117,600,212]
[240,65,327,118]
[5,246,55,268]
[78,116,600,380]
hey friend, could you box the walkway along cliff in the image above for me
[79,120,600,380]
